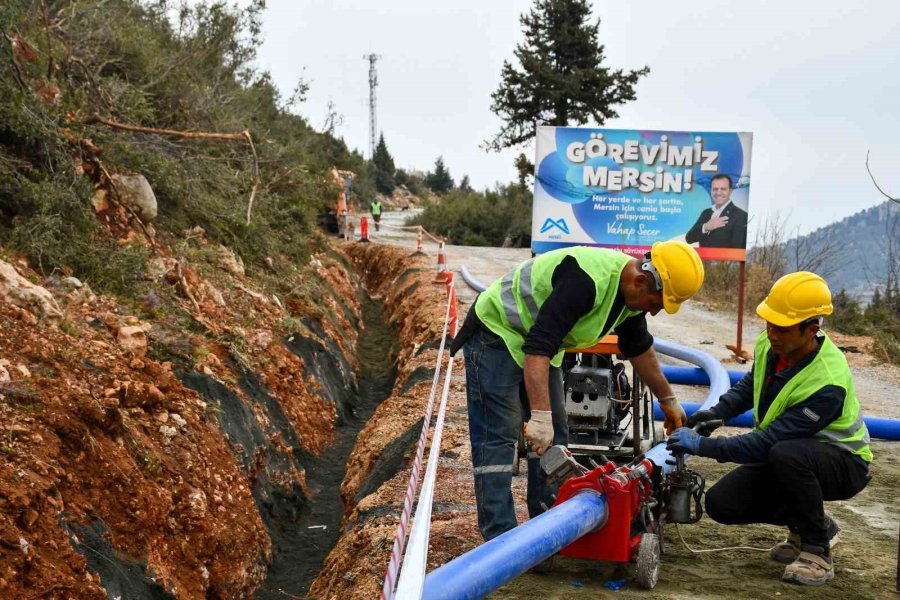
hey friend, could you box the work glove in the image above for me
[687,408,725,437]
[658,396,687,435]
[686,409,718,428]
[525,410,554,456]
[666,427,701,455]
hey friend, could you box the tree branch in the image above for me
[86,115,262,222]
[86,114,247,142]
[866,150,899,204]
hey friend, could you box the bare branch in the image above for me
[86,114,248,142]
[243,130,260,225]
[86,115,262,223]
[865,150,899,204]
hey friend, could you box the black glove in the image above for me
[686,409,718,428]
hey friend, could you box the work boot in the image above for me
[770,516,840,564]
[782,547,834,585]
[769,532,801,564]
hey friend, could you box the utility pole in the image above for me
[363,53,380,160]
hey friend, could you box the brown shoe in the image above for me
[770,516,840,564]
[769,532,801,564]
[782,551,834,585]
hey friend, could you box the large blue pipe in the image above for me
[663,365,746,387]
[654,402,900,441]
[422,491,606,599]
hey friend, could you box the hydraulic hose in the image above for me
[460,265,486,293]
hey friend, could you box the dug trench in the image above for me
[174,242,449,599]
[253,293,398,598]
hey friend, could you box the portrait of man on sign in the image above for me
[685,174,748,249]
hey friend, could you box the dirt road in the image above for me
[370,211,900,599]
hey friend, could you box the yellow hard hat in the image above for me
[648,241,705,314]
[756,271,833,327]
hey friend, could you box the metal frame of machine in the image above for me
[563,336,662,465]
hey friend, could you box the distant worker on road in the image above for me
[668,271,871,586]
[370,199,382,232]
[685,173,748,249]
[450,241,705,541]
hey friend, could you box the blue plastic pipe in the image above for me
[662,365,746,387]
[422,491,606,599]
[654,402,900,441]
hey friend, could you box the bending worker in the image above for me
[668,272,871,586]
[450,241,705,541]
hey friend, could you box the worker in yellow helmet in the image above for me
[669,272,872,586]
[449,241,704,542]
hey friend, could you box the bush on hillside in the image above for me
[407,185,532,247]
[0,0,375,296]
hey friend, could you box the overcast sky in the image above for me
[256,0,900,240]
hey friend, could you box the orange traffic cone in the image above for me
[434,240,450,283]
[416,229,424,253]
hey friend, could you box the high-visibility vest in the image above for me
[371,201,382,216]
[475,247,641,368]
[751,332,872,462]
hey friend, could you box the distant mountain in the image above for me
[778,201,899,302]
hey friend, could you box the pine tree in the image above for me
[372,133,396,195]
[459,175,473,193]
[425,156,454,194]
[487,0,649,151]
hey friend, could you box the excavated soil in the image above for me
[310,214,900,600]
[0,230,394,599]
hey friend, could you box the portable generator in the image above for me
[562,337,662,465]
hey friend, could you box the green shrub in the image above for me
[829,289,867,335]
[0,0,383,291]
[408,185,532,247]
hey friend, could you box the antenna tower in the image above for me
[363,53,380,159]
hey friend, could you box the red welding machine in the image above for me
[543,446,661,589]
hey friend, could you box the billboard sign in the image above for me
[532,126,753,261]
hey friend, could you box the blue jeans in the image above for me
[463,328,568,541]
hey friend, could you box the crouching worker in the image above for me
[449,241,704,541]
[667,272,871,586]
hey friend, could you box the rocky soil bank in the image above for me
[0,230,393,599]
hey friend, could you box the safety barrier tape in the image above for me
[380,283,456,600]
[375,220,444,243]
[394,285,458,598]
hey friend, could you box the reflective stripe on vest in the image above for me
[500,259,539,333]
[475,247,640,368]
[751,331,872,462]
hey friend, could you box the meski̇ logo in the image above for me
[540,218,570,234]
